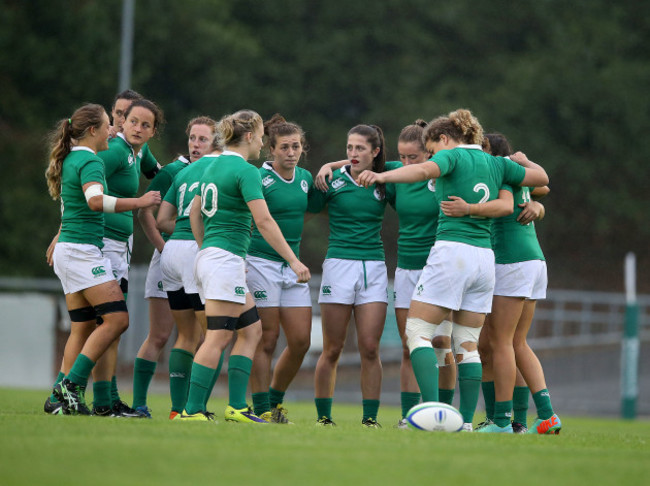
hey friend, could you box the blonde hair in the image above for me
[45,103,106,200]
[217,110,263,147]
[423,108,484,146]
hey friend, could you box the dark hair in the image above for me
[484,133,512,157]
[423,108,484,146]
[124,99,165,132]
[398,119,428,152]
[112,89,143,108]
[186,116,220,150]
[348,124,387,197]
[217,109,263,147]
[263,113,308,158]
[46,103,106,200]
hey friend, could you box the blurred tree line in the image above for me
[1,0,648,291]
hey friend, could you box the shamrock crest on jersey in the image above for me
[373,187,384,201]
[127,153,136,166]
[428,179,436,192]
[332,178,346,190]
[262,175,275,187]
[301,179,309,193]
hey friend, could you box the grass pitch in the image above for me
[1,388,648,486]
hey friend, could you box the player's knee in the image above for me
[405,317,437,354]
[322,340,345,361]
[288,334,311,357]
[452,322,481,364]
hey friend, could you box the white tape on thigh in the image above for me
[405,317,437,354]
[433,319,453,365]
[434,319,453,338]
[452,322,482,363]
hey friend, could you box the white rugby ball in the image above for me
[406,402,464,432]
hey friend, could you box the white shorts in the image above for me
[318,258,388,306]
[52,242,115,295]
[413,241,495,313]
[144,249,167,299]
[194,247,248,304]
[102,235,133,282]
[493,260,547,300]
[161,240,200,294]
[246,255,311,308]
[394,267,423,309]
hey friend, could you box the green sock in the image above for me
[228,355,252,410]
[185,362,215,415]
[203,352,224,410]
[132,358,157,409]
[513,386,530,426]
[92,380,112,408]
[252,392,270,416]
[362,399,380,421]
[110,376,120,405]
[482,381,495,420]
[458,362,482,424]
[438,388,455,406]
[67,354,95,388]
[50,372,65,402]
[315,397,333,420]
[494,400,513,428]
[169,348,194,413]
[269,387,285,409]
[400,392,421,418]
[410,347,439,402]
[532,389,554,420]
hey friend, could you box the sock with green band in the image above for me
[400,392,421,418]
[169,348,194,413]
[252,392,270,416]
[110,376,120,405]
[482,381,495,420]
[513,386,530,426]
[203,352,224,410]
[438,388,455,406]
[67,354,95,388]
[410,347,439,402]
[132,358,157,409]
[269,387,285,409]
[184,362,216,415]
[315,397,333,420]
[532,389,554,420]
[228,355,253,410]
[494,400,513,428]
[50,372,65,402]
[362,399,380,421]
[93,380,112,408]
[458,362,482,424]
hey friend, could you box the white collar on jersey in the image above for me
[71,146,96,154]
[340,164,361,187]
[262,161,295,183]
[456,144,483,151]
[177,155,190,164]
[220,150,246,160]
[116,132,139,156]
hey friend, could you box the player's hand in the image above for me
[315,165,334,192]
[440,196,470,217]
[290,260,311,283]
[357,170,382,188]
[508,151,530,165]
[45,232,60,266]
[517,201,544,225]
[108,125,119,139]
[138,191,161,209]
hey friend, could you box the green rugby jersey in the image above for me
[247,162,314,263]
[199,151,264,258]
[148,155,190,241]
[99,134,159,242]
[492,185,545,264]
[58,147,107,249]
[309,161,400,261]
[164,154,219,241]
[387,161,439,269]
[432,145,525,249]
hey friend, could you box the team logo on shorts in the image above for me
[301,180,309,193]
[416,284,424,296]
[253,290,267,301]
[91,266,106,277]
[322,285,332,295]
[373,188,384,201]
[157,281,163,290]
[332,178,346,190]
[262,175,275,187]
[234,286,246,296]
[428,179,436,192]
